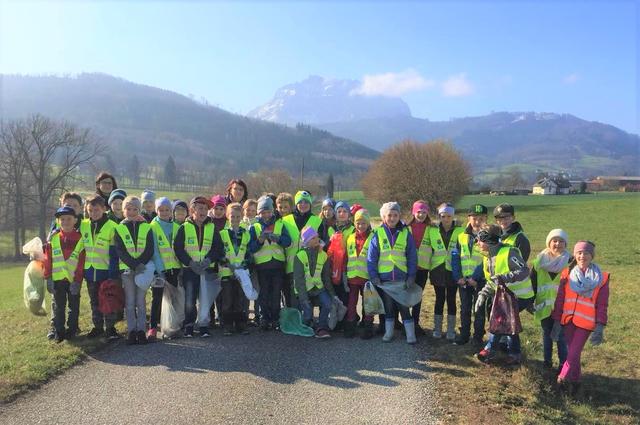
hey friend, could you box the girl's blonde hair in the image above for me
[226,202,243,216]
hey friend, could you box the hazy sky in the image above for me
[1,1,637,133]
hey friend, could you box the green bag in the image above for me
[279,307,315,337]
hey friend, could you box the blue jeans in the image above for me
[300,289,332,330]
[485,297,532,356]
[541,316,568,365]
[182,270,200,329]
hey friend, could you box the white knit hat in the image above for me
[546,228,568,248]
[379,202,401,220]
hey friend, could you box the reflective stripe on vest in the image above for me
[253,220,285,264]
[80,219,117,271]
[458,232,483,277]
[283,215,322,274]
[346,232,372,279]
[295,249,327,294]
[50,232,83,281]
[501,231,524,247]
[428,226,463,271]
[532,257,567,323]
[409,226,432,270]
[218,229,250,278]
[115,222,151,271]
[483,246,534,299]
[150,220,180,270]
[182,222,215,268]
[376,227,408,274]
[560,269,609,331]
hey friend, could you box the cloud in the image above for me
[563,73,580,84]
[441,73,474,97]
[351,69,435,97]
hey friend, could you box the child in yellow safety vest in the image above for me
[43,206,85,343]
[242,199,258,229]
[172,200,188,224]
[114,196,155,345]
[550,241,609,395]
[345,209,374,339]
[428,203,464,341]
[218,203,255,335]
[148,197,182,340]
[249,196,291,330]
[406,200,432,336]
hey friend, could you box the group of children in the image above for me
[43,173,609,393]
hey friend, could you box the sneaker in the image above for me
[223,325,234,336]
[87,327,104,339]
[65,328,78,340]
[260,321,271,331]
[315,329,331,339]
[272,322,280,332]
[127,332,137,345]
[415,325,426,336]
[477,349,494,364]
[146,328,158,341]
[361,322,374,340]
[137,330,148,345]
[199,327,210,338]
[47,327,56,340]
[543,360,554,370]
[505,354,521,366]
[235,322,249,335]
[54,332,65,343]
[454,335,469,345]
[471,335,485,347]
[184,327,194,338]
[105,327,120,340]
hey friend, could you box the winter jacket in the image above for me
[150,216,179,273]
[452,224,485,283]
[173,216,223,267]
[43,229,86,283]
[367,222,417,283]
[551,266,609,326]
[500,221,531,262]
[114,218,155,270]
[429,222,460,287]
[293,246,335,303]
[483,243,530,289]
[83,214,119,282]
[248,216,292,270]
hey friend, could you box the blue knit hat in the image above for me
[257,195,274,213]
[141,190,156,203]
[172,199,188,211]
[155,197,172,211]
[322,197,335,209]
[108,189,127,205]
[335,200,350,213]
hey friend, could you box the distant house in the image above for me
[532,177,571,195]
[588,176,640,192]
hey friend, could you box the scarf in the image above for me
[536,249,570,274]
[569,263,602,298]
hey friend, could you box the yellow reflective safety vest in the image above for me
[150,220,180,270]
[253,220,285,264]
[483,246,534,299]
[283,214,322,274]
[532,256,568,323]
[295,249,327,294]
[428,225,464,271]
[80,218,117,271]
[50,232,84,282]
[115,222,151,271]
[182,221,215,269]
[218,228,250,278]
[501,230,525,248]
[409,224,432,270]
[346,231,372,280]
[376,226,409,274]
[458,232,483,278]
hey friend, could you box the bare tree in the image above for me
[15,115,103,240]
[361,140,471,211]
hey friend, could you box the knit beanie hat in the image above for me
[437,203,455,216]
[141,190,156,203]
[155,196,172,211]
[300,225,319,247]
[172,200,188,211]
[190,196,212,209]
[412,201,429,216]
[573,240,595,258]
[108,189,127,205]
[322,197,335,209]
[210,195,227,208]
[546,229,569,248]
[294,190,313,205]
[379,202,401,219]
[335,200,350,213]
[350,203,363,215]
[123,196,142,211]
[257,195,274,213]
[354,209,370,224]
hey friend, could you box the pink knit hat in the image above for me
[210,195,227,208]
[573,240,595,257]
[412,201,429,216]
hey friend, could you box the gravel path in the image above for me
[0,330,439,424]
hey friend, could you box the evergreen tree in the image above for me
[165,155,177,186]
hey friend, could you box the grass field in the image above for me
[1,192,638,423]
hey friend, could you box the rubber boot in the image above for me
[344,320,356,338]
[361,321,374,340]
[432,315,443,338]
[404,320,417,344]
[446,315,456,341]
[382,319,395,342]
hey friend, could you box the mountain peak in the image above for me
[248,76,411,125]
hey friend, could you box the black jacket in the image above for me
[173,216,223,267]
[114,219,155,270]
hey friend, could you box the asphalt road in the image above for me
[0,329,439,424]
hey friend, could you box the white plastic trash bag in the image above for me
[134,262,156,290]
[197,274,221,327]
[234,268,258,300]
[376,280,423,307]
[328,297,348,330]
[23,237,45,261]
[161,282,185,338]
[24,260,47,316]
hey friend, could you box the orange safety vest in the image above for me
[560,268,609,331]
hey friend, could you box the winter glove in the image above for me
[189,260,202,275]
[69,281,81,296]
[268,233,280,243]
[590,324,604,346]
[200,258,212,272]
[134,263,145,274]
[259,231,271,243]
[526,303,535,314]
[490,274,506,287]
[550,320,562,342]
[475,285,495,313]
[371,277,382,287]
[46,278,55,294]
[404,275,416,290]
